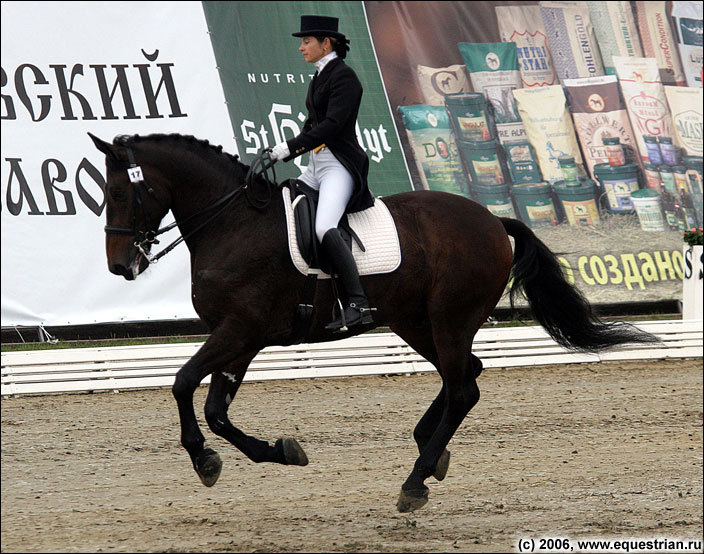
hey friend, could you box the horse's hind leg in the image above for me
[397,326,482,513]
[412,353,483,484]
[391,324,450,481]
[204,370,309,466]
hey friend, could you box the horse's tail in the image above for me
[499,218,659,353]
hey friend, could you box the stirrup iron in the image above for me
[335,297,348,332]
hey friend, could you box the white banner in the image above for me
[1,1,237,327]
[682,246,703,321]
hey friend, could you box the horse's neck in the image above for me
[154,150,233,215]
[168,172,234,223]
[164,162,282,248]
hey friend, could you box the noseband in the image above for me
[103,146,164,261]
[104,145,277,264]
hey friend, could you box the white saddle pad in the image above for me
[282,188,401,278]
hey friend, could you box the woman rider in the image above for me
[269,15,376,332]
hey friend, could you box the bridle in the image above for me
[104,144,277,264]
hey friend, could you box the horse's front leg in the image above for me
[171,331,255,487]
[204,369,309,467]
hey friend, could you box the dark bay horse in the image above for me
[89,133,655,512]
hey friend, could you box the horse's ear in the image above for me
[88,132,118,160]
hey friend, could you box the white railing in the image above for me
[2,320,701,396]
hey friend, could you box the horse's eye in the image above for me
[110,187,127,201]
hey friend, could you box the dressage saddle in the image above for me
[283,179,365,274]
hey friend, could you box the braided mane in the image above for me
[112,133,277,199]
[113,133,247,171]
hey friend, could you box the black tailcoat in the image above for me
[285,58,374,213]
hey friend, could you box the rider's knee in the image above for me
[315,220,332,243]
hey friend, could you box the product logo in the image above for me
[573,204,589,216]
[628,93,671,137]
[679,18,703,45]
[485,52,500,70]
[674,109,703,154]
[427,113,438,127]
[430,69,466,96]
[509,30,555,87]
[436,138,449,159]
[632,71,645,83]
[588,94,605,112]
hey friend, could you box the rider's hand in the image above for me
[269,142,289,162]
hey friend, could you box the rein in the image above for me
[104,146,277,264]
[245,147,278,210]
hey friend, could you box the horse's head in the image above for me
[89,133,171,280]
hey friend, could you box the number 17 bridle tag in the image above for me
[127,167,144,183]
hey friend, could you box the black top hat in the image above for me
[292,15,345,39]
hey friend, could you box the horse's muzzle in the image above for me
[109,251,147,280]
[109,263,137,281]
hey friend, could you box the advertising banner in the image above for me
[2,1,698,330]
[1,1,235,327]
[364,1,696,308]
[201,1,412,197]
[1,1,411,328]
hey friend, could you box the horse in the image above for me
[89,132,656,513]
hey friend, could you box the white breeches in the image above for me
[298,148,355,243]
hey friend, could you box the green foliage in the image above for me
[683,228,703,247]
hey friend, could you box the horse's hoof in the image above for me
[396,488,429,513]
[433,449,451,481]
[195,448,222,487]
[276,437,309,466]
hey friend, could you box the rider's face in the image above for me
[299,36,328,64]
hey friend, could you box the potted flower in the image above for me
[683,228,703,248]
[682,227,703,321]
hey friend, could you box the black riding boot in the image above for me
[320,228,374,331]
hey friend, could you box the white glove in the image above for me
[270,142,289,161]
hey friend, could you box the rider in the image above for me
[269,14,375,332]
